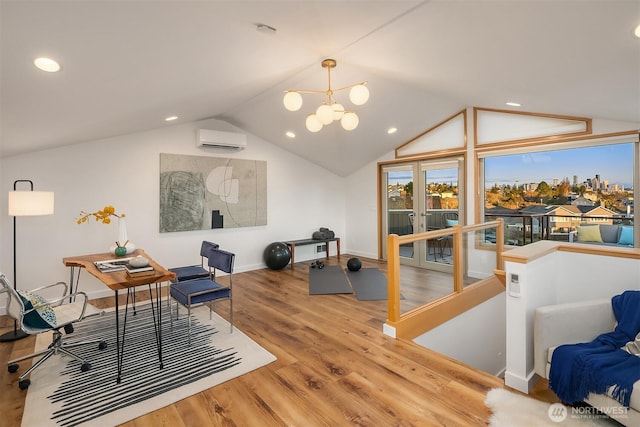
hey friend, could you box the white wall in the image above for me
[413,292,506,376]
[1,118,346,300]
[344,151,394,259]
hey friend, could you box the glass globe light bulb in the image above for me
[316,104,335,125]
[306,114,323,132]
[341,112,359,131]
[283,91,303,111]
[349,84,369,106]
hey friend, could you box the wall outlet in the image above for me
[509,273,521,297]
[315,244,326,253]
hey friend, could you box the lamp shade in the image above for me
[8,191,54,216]
[283,91,303,111]
[341,112,359,131]
[305,114,323,132]
[316,104,335,125]
[349,84,369,106]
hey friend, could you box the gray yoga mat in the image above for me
[346,268,391,301]
[308,264,353,295]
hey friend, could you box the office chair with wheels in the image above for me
[169,248,235,343]
[1,273,106,390]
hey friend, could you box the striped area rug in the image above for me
[22,301,276,427]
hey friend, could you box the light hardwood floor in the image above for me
[1,256,556,426]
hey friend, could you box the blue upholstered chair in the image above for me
[169,240,219,283]
[1,273,106,390]
[169,248,235,343]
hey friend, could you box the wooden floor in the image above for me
[1,256,556,426]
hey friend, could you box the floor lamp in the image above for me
[0,180,54,342]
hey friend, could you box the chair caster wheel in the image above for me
[98,341,108,350]
[8,363,19,373]
[81,362,91,372]
[18,379,30,390]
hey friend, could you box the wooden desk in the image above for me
[63,249,176,383]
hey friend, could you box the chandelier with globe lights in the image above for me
[283,59,369,132]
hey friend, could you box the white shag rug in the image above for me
[485,388,622,426]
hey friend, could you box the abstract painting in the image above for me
[160,153,267,232]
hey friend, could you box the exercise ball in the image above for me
[263,242,291,270]
[347,257,362,272]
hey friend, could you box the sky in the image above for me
[388,142,635,189]
[485,143,634,188]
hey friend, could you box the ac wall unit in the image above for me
[197,129,247,151]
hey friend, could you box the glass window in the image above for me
[480,141,635,247]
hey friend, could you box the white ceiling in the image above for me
[2,1,639,176]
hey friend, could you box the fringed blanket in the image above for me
[549,290,640,407]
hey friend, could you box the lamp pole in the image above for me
[0,180,35,342]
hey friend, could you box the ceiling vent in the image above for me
[196,129,247,151]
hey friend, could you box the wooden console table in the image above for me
[283,237,340,270]
[63,249,175,383]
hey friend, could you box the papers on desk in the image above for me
[94,257,155,276]
[94,257,133,273]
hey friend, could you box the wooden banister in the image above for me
[386,219,505,340]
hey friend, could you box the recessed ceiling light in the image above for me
[165,116,179,121]
[285,131,296,138]
[387,127,398,134]
[34,57,61,72]
[635,24,640,38]
[506,102,521,107]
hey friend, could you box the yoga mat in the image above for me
[308,265,353,295]
[346,268,391,301]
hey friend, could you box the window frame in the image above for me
[475,131,639,248]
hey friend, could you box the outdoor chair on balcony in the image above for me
[439,212,459,258]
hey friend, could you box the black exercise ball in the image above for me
[347,257,362,272]
[263,242,291,270]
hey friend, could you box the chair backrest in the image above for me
[200,241,220,266]
[442,212,459,228]
[0,273,25,323]
[207,248,235,277]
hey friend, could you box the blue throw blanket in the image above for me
[549,290,640,407]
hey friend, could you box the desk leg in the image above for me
[289,244,296,270]
[115,290,121,384]
[68,266,76,303]
[115,290,131,384]
[148,283,163,369]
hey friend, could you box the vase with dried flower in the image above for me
[77,205,136,256]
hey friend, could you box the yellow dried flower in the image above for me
[77,205,125,225]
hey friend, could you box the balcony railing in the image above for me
[484,213,634,246]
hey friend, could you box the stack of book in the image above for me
[124,264,155,277]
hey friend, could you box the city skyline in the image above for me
[388,143,634,190]
[485,143,634,189]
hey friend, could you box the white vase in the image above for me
[109,217,136,255]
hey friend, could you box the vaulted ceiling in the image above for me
[2,1,639,176]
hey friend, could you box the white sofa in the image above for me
[534,299,639,426]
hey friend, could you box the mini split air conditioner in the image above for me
[196,129,247,151]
